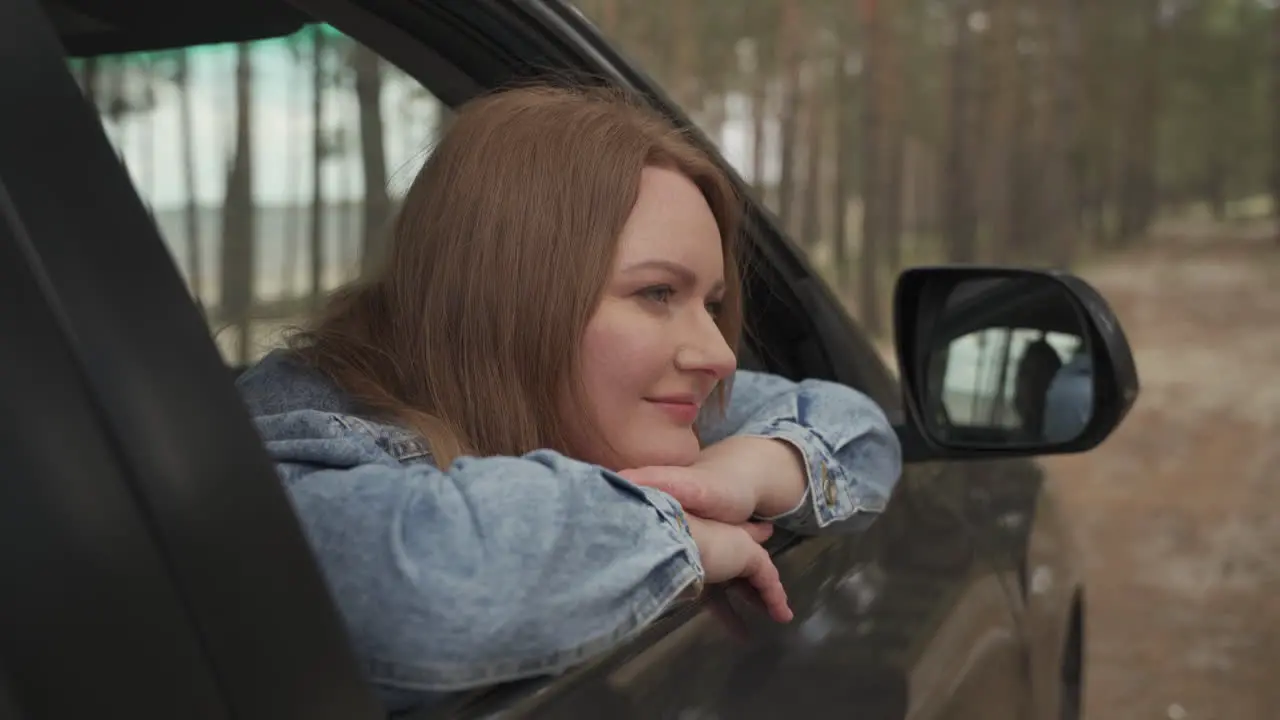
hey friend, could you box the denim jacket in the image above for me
[236,350,901,709]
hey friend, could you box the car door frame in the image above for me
[31,0,1057,717]
[0,0,386,716]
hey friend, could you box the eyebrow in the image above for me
[620,259,726,294]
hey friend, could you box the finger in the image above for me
[740,521,774,544]
[743,547,792,623]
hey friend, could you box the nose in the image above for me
[674,312,737,381]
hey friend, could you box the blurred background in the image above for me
[68,1,1279,717]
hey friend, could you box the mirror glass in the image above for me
[921,277,1095,447]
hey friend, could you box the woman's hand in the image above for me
[685,514,793,623]
[621,438,806,623]
[620,436,808,524]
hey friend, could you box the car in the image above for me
[0,0,1139,718]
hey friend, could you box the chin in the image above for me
[618,429,702,469]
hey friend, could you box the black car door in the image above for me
[18,0,1036,718]
[0,0,384,717]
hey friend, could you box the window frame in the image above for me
[0,0,385,715]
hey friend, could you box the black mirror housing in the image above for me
[892,266,1140,464]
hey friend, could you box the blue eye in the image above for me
[640,285,675,304]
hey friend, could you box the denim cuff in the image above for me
[738,419,865,532]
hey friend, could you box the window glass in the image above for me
[68,27,449,366]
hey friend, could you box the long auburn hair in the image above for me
[289,84,744,466]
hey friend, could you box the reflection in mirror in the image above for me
[922,277,1095,447]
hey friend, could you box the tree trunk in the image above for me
[798,61,825,249]
[139,56,155,210]
[175,50,203,308]
[220,43,256,366]
[859,0,885,337]
[943,0,979,264]
[1035,0,1082,267]
[353,45,390,278]
[340,55,358,283]
[884,129,905,275]
[599,0,618,35]
[1000,3,1039,265]
[309,26,327,309]
[1078,0,1116,245]
[776,0,803,233]
[282,42,302,300]
[832,51,855,290]
[1118,0,1163,242]
[1009,81,1036,262]
[1061,0,1087,258]
[1272,3,1280,237]
[672,1,699,109]
[750,37,770,199]
[701,93,727,148]
[881,4,904,276]
[987,0,1020,262]
[345,138,359,281]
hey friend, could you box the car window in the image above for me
[940,327,1083,428]
[67,26,450,367]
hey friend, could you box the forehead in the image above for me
[614,166,724,272]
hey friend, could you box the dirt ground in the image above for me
[1040,220,1280,720]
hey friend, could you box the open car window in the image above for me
[67,27,451,368]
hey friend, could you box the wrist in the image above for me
[742,437,809,518]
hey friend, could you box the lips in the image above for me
[646,396,702,424]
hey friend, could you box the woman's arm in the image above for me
[697,370,902,534]
[255,410,703,697]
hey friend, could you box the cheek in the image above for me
[579,308,667,412]
[575,304,699,467]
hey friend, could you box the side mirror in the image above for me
[892,266,1139,463]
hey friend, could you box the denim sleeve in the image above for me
[700,370,902,535]
[254,411,703,694]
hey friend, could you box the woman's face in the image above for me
[569,166,737,470]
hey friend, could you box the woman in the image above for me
[237,84,901,710]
